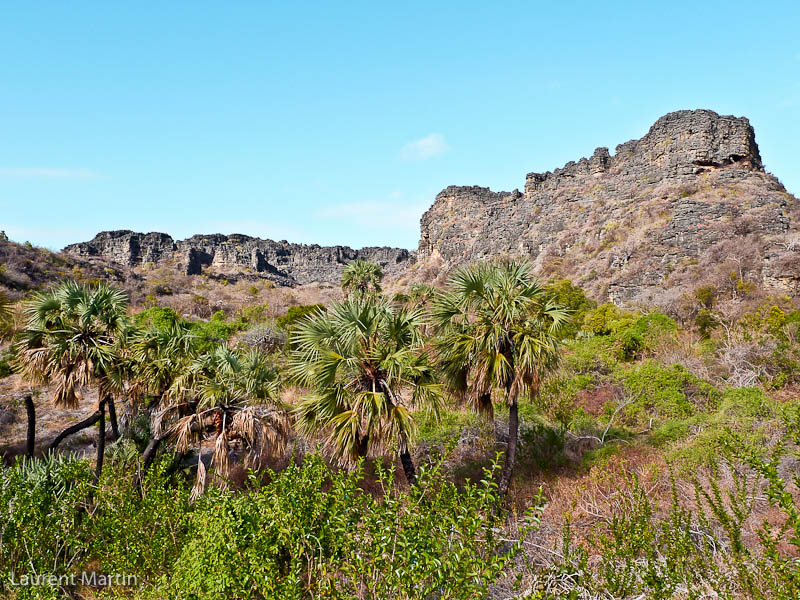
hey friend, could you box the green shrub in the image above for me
[0,454,93,597]
[546,279,595,338]
[134,305,180,330]
[535,373,594,431]
[694,285,716,309]
[614,312,678,361]
[238,303,270,324]
[0,349,12,378]
[583,303,636,336]
[615,361,720,425]
[276,304,326,331]
[153,456,538,600]
[562,335,619,374]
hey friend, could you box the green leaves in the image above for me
[290,296,441,468]
[14,280,130,407]
[433,259,569,408]
[341,259,383,298]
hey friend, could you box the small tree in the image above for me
[166,346,290,499]
[432,260,568,497]
[290,297,441,484]
[341,259,383,298]
[14,281,129,465]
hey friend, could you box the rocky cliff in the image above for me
[418,110,799,306]
[64,110,800,306]
[64,232,414,286]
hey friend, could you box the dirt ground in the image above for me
[0,373,103,464]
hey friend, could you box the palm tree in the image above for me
[290,297,441,484]
[341,259,383,298]
[166,346,289,499]
[123,321,200,476]
[432,260,569,498]
[14,281,129,469]
[0,290,13,338]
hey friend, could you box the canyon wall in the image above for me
[64,232,414,286]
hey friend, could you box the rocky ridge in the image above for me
[64,232,414,286]
[417,110,799,305]
[64,110,800,307]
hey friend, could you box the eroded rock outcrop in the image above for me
[65,110,799,305]
[418,110,799,305]
[65,231,414,286]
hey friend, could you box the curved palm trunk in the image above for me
[24,395,35,457]
[49,410,102,451]
[106,396,119,439]
[497,397,519,498]
[141,435,164,472]
[94,399,107,483]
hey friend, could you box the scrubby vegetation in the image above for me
[1,260,800,599]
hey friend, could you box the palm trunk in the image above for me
[49,410,102,451]
[94,399,107,484]
[497,397,519,498]
[399,448,417,486]
[24,395,35,457]
[106,396,119,439]
[141,435,164,472]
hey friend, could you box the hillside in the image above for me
[3,110,800,599]
[417,110,800,306]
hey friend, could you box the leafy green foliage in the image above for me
[545,279,595,338]
[291,297,441,473]
[582,303,634,336]
[615,361,720,424]
[133,305,180,330]
[340,259,383,297]
[0,454,539,600]
[276,303,325,335]
[14,280,130,408]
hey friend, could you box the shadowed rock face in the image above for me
[418,109,799,305]
[64,231,414,286]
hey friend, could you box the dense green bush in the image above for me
[615,361,720,424]
[276,303,326,331]
[133,305,180,330]
[0,453,537,600]
[545,279,595,338]
[582,303,635,337]
[0,454,93,599]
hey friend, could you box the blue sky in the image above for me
[1,1,798,251]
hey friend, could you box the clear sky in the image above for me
[1,1,798,251]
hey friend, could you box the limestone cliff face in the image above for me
[64,231,414,286]
[418,110,799,305]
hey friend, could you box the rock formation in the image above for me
[65,110,800,306]
[418,110,799,305]
[64,231,414,286]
